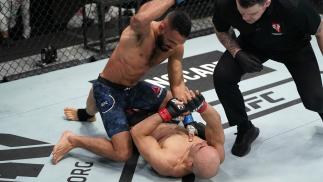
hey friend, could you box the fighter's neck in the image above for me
[175,142,193,170]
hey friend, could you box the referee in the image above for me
[212,0,323,157]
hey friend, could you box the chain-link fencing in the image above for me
[0,0,322,82]
[0,0,214,82]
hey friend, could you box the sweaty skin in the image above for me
[150,124,206,176]
[101,22,184,87]
[64,13,187,122]
[131,99,225,178]
[54,0,191,164]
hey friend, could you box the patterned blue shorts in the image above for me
[92,77,166,138]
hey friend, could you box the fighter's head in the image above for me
[188,141,220,179]
[236,0,271,24]
[156,10,191,52]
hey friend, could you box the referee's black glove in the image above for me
[235,50,263,73]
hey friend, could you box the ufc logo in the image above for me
[0,134,53,179]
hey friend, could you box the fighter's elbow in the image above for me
[130,15,147,32]
[130,16,140,28]
[130,127,140,140]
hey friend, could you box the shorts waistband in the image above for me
[97,76,131,90]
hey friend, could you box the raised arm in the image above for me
[185,91,225,162]
[130,0,176,36]
[200,104,225,163]
[167,45,187,102]
[130,113,172,175]
[130,98,187,176]
[316,20,323,54]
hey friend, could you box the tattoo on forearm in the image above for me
[215,30,241,57]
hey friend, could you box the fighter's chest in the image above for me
[137,48,169,67]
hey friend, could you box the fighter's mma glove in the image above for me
[183,115,206,140]
[235,50,263,73]
[183,114,197,136]
[186,93,208,113]
[190,122,206,140]
[158,98,187,122]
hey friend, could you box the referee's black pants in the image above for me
[213,43,323,127]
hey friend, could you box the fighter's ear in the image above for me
[185,160,193,167]
[159,21,166,32]
[264,0,271,8]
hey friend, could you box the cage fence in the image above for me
[0,0,322,82]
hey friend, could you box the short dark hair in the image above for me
[166,10,192,38]
[238,0,266,8]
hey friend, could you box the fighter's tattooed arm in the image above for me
[214,28,241,57]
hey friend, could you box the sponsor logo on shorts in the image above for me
[101,95,115,113]
[151,85,161,95]
[151,85,163,98]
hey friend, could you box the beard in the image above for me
[156,35,169,52]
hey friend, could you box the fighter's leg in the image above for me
[51,131,76,164]
[91,80,133,160]
[52,131,132,164]
[64,87,97,122]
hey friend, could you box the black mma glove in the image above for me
[235,50,263,73]
[186,93,208,113]
[158,98,187,122]
[190,122,206,140]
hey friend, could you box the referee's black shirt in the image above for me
[212,0,321,53]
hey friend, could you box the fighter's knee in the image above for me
[115,149,132,161]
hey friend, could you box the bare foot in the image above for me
[64,107,96,122]
[52,131,75,164]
